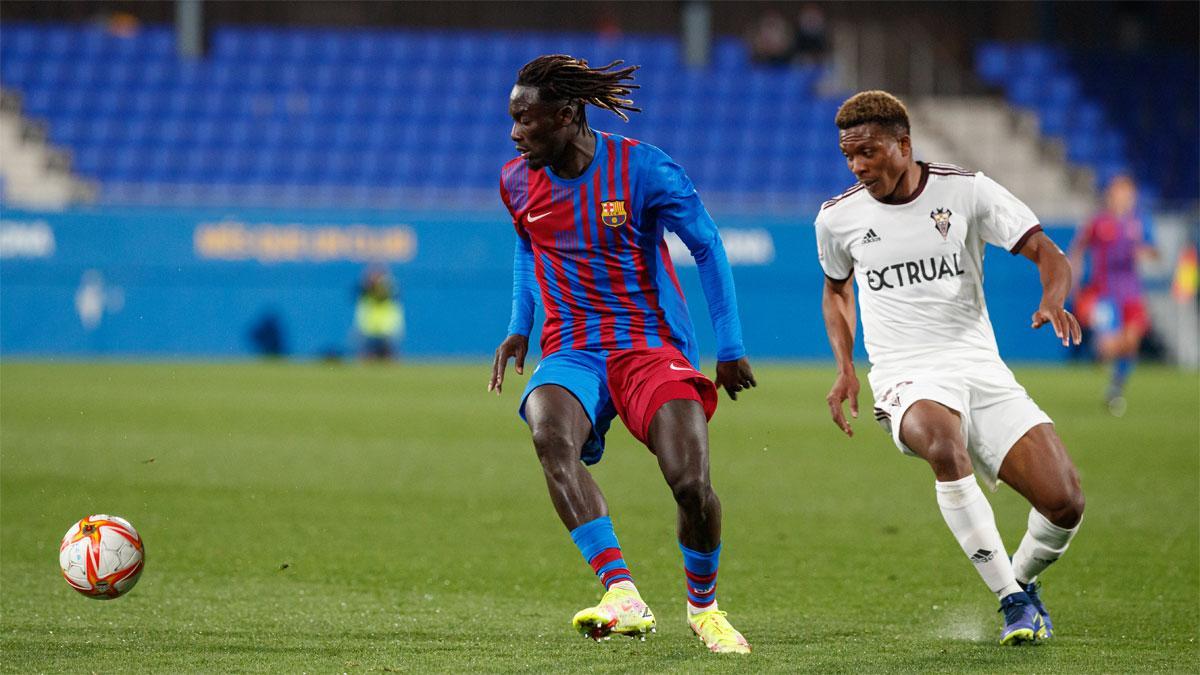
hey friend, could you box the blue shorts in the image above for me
[519,349,616,465]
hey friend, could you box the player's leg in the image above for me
[522,372,654,640]
[900,400,1042,644]
[901,401,1024,599]
[525,385,607,530]
[650,399,724,621]
[1103,298,1149,415]
[647,397,749,654]
[997,423,1085,637]
[603,346,747,653]
[649,398,720,552]
[1084,293,1144,415]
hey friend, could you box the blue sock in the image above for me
[569,516,633,590]
[679,541,721,612]
[1111,357,1133,394]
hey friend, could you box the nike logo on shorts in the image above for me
[669,362,694,372]
[527,211,552,222]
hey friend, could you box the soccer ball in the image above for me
[58,514,145,599]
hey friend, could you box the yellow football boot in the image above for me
[571,585,656,641]
[688,609,751,654]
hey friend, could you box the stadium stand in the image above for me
[0,22,843,210]
[4,22,1192,213]
[976,41,1199,206]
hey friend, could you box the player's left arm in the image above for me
[1018,231,1082,347]
[975,173,1081,347]
[645,149,755,399]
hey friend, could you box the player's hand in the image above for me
[715,357,756,401]
[826,368,860,437]
[1031,303,1082,347]
[488,334,528,395]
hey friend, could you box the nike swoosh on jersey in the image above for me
[527,211,552,222]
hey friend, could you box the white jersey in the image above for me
[815,162,1042,371]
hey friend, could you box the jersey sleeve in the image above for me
[642,146,746,362]
[499,174,528,240]
[814,209,853,281]
[506,235,539,337]
[501,174,538,337]
[973,173,1042,254]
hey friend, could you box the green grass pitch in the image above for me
[1,361,1196,672]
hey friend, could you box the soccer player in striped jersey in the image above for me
[816,91,1086,645]
[1069,174,1157,416]
[488,55,755,654]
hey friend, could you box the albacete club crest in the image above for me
[600,200,628,228]
[930,208,952,240]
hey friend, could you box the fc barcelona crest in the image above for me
[930,208,952,240]
[600,200,628,228]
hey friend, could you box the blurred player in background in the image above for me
[488,55,756,654]
[1069,175,1157,416]
[816,91,1086,646]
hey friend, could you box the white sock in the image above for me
[611,580,638,593]
[687,601,718,616]
[1012,508,1080,585]
[935,475,1023,600]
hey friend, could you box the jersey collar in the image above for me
[873,161,930,206]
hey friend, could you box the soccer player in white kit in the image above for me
[815,91,1086,645]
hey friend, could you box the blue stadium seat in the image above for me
[1039,107,1069,139]
[1065,134,1099,164]
[1007,76,1041,109]
[1076,102,1105,132]
[0,24,42,60]
[1012,44,1062,77]
[712,38,748,71]
[976,43,1009,85]
[1045,75,1079,107]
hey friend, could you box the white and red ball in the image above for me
[58,514,145,599]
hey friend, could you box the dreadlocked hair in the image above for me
[516,54,641,125]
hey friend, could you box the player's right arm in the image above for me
[815,210,859,436]
[822,276,859,437]
[490,235,536,394]
[490,178,538,395]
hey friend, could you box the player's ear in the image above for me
[897,131,912,158]
[555,101,578,128]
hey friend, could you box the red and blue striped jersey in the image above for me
[1074,210,1154,300]
[500,131,745,365]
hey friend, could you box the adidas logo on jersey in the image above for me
[862,229,881,244]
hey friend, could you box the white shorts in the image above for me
[868,359,1053,490]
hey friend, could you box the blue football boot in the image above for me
[1023,580,1053,638]
[998,591,1044,646]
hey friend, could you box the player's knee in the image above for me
[668,472,714,510]
[924,437,972,478]
[531,425,580,467]
[1045,483,1085,529]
